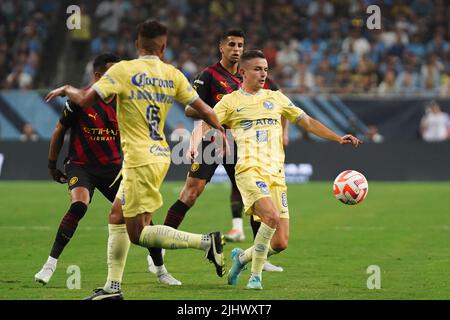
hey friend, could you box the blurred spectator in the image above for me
[307,0,334,18]
[365,125,384,143]
[19,123,39,142]
[439,73,450,97]
[69,3,91,61]
[276,41,300,70]
[292,62,315,94]
[395,65,419,95]
[6,63,32,89]
[420,101,450,142]
[378,69,397,95]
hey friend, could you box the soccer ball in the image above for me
[333,170,368,205]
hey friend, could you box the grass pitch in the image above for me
[0,181,449,300]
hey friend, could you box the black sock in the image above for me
[230,186,244,219]
[250,215,261,240]
[164,199,190,228]
[149,200,190,267]
[50,201,87,259]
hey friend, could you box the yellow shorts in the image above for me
[235,169,289,221]
[117,162,170,218]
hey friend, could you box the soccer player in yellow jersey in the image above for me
[213,50,362,290]
[46,20,227,299]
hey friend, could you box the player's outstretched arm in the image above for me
[45,85,98,108]
[48,122,67,183]
[189,98,223,133]
[298,114,362,147]
[281,115,289,147]
[185,105,201,119]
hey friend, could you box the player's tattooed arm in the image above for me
[45,85,98,108]
[298,114,362,147]
[48,122,68,184]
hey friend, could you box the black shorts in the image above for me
[64,162,122,203]
[188,140,238,185]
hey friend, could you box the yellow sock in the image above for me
[239,245,279,265]
[139,225,210,251]
[104,224,130,293]
[250,223,276,275]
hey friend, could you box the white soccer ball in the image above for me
[333,170,368,205]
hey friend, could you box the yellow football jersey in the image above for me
[92,55,198,168]
[214,88,305,179]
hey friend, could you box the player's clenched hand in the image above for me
[340,134,362,147]
[45,85,67,102]
[187,140,199,162]
[49,168,67,184]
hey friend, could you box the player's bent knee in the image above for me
[262,211,279,229]
[109,198,124,224]
[271,240,288,252]
[180,184,204,206]
[127,232,141,245]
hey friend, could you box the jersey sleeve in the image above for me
[59,100,80,127]
[277,91,306,123]
[92,62,124,100]
[192,70,212,102]
[174,69,199,105]
[213,96,230,126]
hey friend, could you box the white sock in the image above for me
[46,256,58,267]
[232,218,243,232]
[155,265,168,276]
[104,280,121,293]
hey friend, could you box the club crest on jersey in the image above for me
[256,181,269,194]
[281,192,288,207]
[69,177,78,187]
[263,100,274,110]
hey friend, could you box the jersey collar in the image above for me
[139,55,160,60]
[239,88,263,96]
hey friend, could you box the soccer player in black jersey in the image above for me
[146,30,286,280]
[34,54,123,286]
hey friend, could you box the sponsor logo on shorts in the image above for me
[281,192,288,207]
[69,177,78,187]
[256,181,269,194]
[191,163,200,172]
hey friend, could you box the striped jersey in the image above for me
[59,97,121,166]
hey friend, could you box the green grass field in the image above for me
[0,181,449,300]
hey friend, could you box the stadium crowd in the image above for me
[1,0,450,96]
[0,0,60,89]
